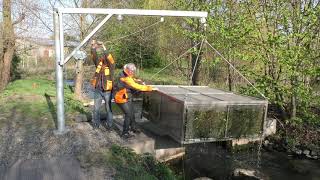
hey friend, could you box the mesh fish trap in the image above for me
[142,86,267,144]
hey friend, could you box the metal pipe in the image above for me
[63,14,113,64]
[57,8,208,18]
[54,10,66,135]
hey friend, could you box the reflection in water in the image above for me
[172,143,320,180]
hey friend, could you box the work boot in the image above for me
[92,122,100,129]
[102,122,113,131]
[121,132,133,139]
[131,128,141,134]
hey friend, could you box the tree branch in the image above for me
[12,13,26,26]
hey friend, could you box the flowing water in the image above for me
[171,143,320,180]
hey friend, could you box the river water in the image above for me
[172,143,320,180]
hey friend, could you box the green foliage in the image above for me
[190,109,227,139]
[108,145,177,180]
[10,53,22,81]
[1,78,57,97]
[137,68,187,85]
[174,0,320,125]
[96,0,163,69]
[112,35,162,68]
[93,0,320,125]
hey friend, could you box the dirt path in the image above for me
[0,111,124,180]
[0,157,86,180]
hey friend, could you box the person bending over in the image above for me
[114,63,155,138]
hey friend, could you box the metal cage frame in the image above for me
[142,85,268,144]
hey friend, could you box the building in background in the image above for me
[16,37,55,68]
[16,37,77,69]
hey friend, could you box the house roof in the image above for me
[19,37,78,47]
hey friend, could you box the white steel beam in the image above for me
[63,14,113,65]
[57,8,208,18]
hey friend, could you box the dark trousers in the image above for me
[93,89,113,127]
[117,99,136,134]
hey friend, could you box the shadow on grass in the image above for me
[44,93,57,128]
[68,85,74,94]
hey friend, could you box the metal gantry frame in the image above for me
[53,8,208,135]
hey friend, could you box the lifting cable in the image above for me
[190,38,205,85]
[205,40,267,100]
[80,20,161,52]
[81,20,162,71]
[106,20,162,44]
[150,41,202,79]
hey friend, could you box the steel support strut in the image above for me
[63,14,113,64]
[53,10,67,135]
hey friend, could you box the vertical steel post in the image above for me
[53,10,67,135]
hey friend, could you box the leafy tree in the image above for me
[97,0,163,69]
[174,0,209,85]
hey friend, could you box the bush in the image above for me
[109,145,177,180]
[10,53,22,80]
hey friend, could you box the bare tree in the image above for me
[74,0,88,100]
[0,0,25,91]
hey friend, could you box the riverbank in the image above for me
[263,121,320,160]
[0,77,176,179]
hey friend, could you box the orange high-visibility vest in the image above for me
[114,71,152,104]
[91,48,115,91]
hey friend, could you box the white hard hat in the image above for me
[124,63,137,76]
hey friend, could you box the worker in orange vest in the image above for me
[114,63,156,138]
[90,40,115,129]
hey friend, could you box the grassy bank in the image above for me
[78,145,177,180]
[0,78,87,128]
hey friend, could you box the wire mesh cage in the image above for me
[142,86,268,144]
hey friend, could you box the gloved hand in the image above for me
[135,78,146,85]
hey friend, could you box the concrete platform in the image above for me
[112,116,277,162]
[113,116,186,162]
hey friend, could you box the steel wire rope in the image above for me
[81,19,162,77]
[190,38,205,85]
[205,40,267,99]
[105,20,162,44]
[76,19,162,54]
[150,41,202,79]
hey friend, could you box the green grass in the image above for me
[137,68,188,85]
[0,77,89,128]
[1,78,57,97]
[313,83,320,94]
[78,145,178,180]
